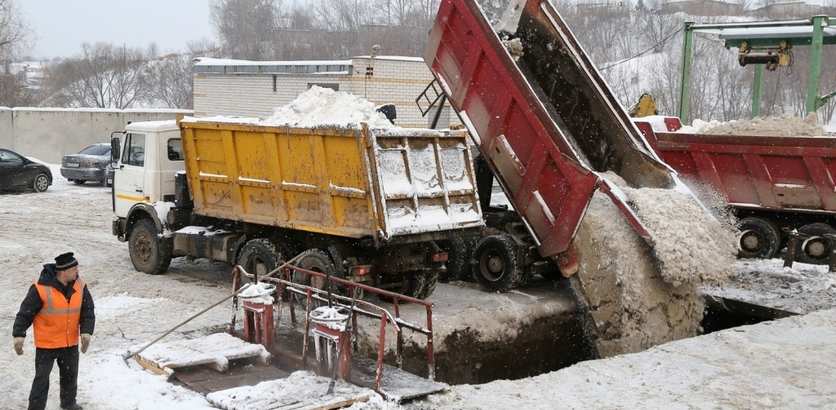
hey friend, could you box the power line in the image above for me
[597,26,683,72]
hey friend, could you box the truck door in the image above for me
[114,132,147,217]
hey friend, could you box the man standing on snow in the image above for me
[13,252,95,410]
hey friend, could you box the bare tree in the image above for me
[212,0,282,59]
[0,0,31,106]
[44,43,149,109]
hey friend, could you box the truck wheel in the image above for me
[440,234,478,282]
[237,238,282,277]
[128,219,172,275]
[798,223,836,264]
[417,271,440,299]
[292,249,341,304]
[737,217,781,259]
[472,234,523,292]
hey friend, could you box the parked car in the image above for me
[0,148,52,192]
[61,143,114,186]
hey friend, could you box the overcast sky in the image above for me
[20,0,214,59]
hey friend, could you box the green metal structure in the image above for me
[678,16,834,124]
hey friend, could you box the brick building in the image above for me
[192,56,455,129]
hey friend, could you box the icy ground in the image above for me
[3,165,836,409]
[0,165,232,409]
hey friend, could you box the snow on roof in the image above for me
[352,55,425,63]
[194,57,352,67]
[8,107,193,114]
[126,120,179,133]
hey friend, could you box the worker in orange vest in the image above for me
[13,252,95,410]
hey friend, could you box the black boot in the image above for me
[60,404,82,410]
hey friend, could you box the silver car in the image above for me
[61,143,114,186]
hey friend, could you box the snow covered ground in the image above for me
[3,164,836,409]
[0,165,231,409]
[414,308,836,409]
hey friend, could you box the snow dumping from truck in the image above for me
[426,0,736,357]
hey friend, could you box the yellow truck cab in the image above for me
[110,119,484,298]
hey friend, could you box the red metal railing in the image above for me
[231,264,436,391]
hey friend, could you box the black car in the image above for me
[61,143,114,186]
[0,148,52,192]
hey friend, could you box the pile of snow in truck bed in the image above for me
[262,86,396,129]
[679,114,824,137]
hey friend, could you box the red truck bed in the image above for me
[424,0,677,269]
[635,117,836,214]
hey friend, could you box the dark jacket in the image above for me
[12,264,95,339]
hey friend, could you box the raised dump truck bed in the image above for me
[424,0,676,269]
[178,121,483,242]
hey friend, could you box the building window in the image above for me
[307,83,339,91]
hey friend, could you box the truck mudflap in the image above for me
[424,0,675,264]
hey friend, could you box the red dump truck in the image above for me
[635,116,836,264]
[424,0,682,280]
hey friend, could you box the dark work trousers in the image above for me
[29,346,79,410]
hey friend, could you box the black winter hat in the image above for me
[55,252,78,270]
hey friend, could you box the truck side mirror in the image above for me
[111,136,121,166]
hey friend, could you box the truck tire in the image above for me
[440,234,478,282]
[128,218,172,275]
[472,234,524,292]
[237,238,282,277]
[401,271,441,299]
[737,217,781,259]
[798,223,836,264]
[292,249,341,304]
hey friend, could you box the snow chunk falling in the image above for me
[624,186,737,286]
[262,86,396,129]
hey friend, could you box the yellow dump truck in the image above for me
[110,119,483,298]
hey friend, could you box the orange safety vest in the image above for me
[32,279,85,349]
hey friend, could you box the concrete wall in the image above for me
[1,108,192,163]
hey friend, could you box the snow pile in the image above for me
[206,371,375,410]
[572,193,704,357]
[262,86,396,129]
[136,333,270,372]
[680,114,824,137]
[624,187,737,286]
[237,282,276,305]
[706,259,836,315]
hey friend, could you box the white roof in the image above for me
[352,55,425,63]
[194,57,352,67]
[126,120,180,133]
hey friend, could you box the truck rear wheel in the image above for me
[292,249,341,304]
[440,234,478,282]
[128,219,172,275]
[402,271,440,299]
[798,223,836,264]
[237,238,282,278]
[472,234,524,292]
[737,217,781,259]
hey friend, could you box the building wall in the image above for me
[193,57,456,129]
[1,108,192,163]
